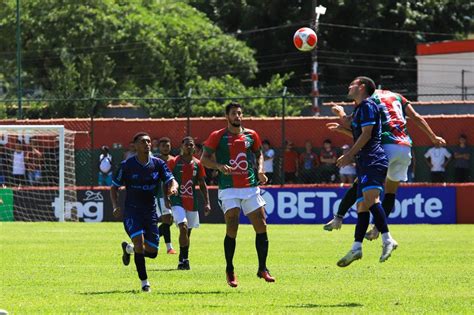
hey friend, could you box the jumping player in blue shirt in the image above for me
[111,132,178,292]
[335,77,398,267]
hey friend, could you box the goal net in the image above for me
[0,125,76,221]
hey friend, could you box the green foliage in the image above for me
[1,223,473,313]
[0,0,259,118]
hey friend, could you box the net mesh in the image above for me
[0,126,77,221]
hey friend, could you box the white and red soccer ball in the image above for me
[293,27,318,52]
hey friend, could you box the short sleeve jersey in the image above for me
[351,98,388,170]
[168,156,206,211]
[153,154,174,199]
[204,128,262,189]
[112,155,174,214]
[372,90,413,147]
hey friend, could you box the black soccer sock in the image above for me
[179,246,189,261]
[337,182,358,217]
[354,212,370,242]
[134,253,148,281]
[382,193,396,217]
[224,235,236,273]
[369,203,389,234]
[159,223,171,243]
[255,232,269,271]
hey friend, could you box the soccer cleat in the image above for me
[226,271,238,288]
[167,248,177,255]
[177,260,190,270]
[121,241,131,266]
[380,239,398,263]
[365,225,380,241]
[141,285,151,292]
[323,216,343,231]
[337,249,362,267]
[257,269,275,282]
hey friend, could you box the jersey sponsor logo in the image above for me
[229,152,248,171]
[180,179,193,196]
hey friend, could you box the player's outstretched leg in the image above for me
[121,241,134,266]
[337,211,368,267]
[324,181,357,231]
[368,202,398,262]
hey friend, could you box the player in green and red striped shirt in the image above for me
[166,136,211,270]
[201,102,275,288]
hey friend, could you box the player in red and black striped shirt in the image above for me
[201,102,275,287]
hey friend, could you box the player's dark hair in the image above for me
[133,132,149,143]
[460,134,467,140]
[158,137,171,144]
[323,139,332,144]
[225,102,242,115]
[262,139,270,146]
[182,136,194,144]
[355,76,376,96]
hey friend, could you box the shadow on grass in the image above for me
[80,290,138,295]
[149,268,179,272]
[288,302,363,308]
[79,290,234,296]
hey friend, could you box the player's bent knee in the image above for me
[145,250,158,259]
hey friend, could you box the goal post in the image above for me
[0,125,76,222]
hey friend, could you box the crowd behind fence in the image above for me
[0,92,473,187]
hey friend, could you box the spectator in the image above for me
[338,144,356,184]
[262,140,275,184]
[453,134,471,182]
[11,140,26,186]
[0,142,7,185]
[299,140,319,184]
[319,139,338,183]
[424,143,452,183]
[25,139,43,185]
[283,140,299,184]
[151,138,160,157]
[98,146,114,186]
[123,141,136,160]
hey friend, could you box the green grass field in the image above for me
[1,223,473,314]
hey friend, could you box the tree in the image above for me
[0,0,260,117]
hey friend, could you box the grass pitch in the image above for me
[0,223,473,314]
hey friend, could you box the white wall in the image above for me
[416,52,474,101]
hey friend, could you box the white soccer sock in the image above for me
[126,243,135,254]
[141,279,150,287]
[382,232,393,243]
[351,242,362,251]
[166,243,173,250]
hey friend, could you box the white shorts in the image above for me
[383,144,412,182]
[156,198,172,216]
[172,206,199,228]
[218,187,266,216]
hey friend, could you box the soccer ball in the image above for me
[293,27,317,52]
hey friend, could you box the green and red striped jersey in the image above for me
[204,128,262,189]
[168,156,206,211]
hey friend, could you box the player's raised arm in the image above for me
[405,103,446,146]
